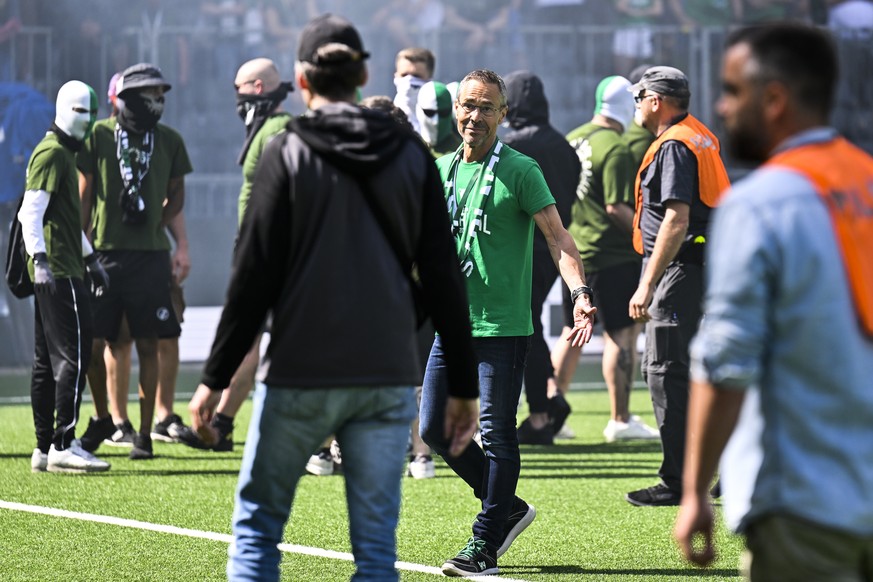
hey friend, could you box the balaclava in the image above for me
[415,81,453,148]
[235,81,293,164]
[593,76,634,131]
[115,63,172,134]
[53,80,97,144]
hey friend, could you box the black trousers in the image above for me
[31,277,93,452]
[641,262,703,492]
[523,248,559,414]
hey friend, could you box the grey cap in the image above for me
[116,63,172,97]
[628,66,690,98]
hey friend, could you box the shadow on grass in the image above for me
[77,469,241,477]
[505,565,741,577]
[519,442,663,455]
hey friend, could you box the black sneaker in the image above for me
[79,416,115,452]
[129,433,154,460]
[625,483,681,507]
[104,420,136,447]
[151,413,198,444]
[517,418,554,445]
[441,537,498,577]
[497,498,536,557]
[548,393,572,434]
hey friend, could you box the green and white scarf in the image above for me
[444,139,503,277]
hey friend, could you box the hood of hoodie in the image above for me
[288,102,413,178]
[504,70,549,129]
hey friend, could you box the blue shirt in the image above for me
[690,128,873,535]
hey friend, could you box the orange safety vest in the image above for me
[632,114,731,254]
[766,137,873,338]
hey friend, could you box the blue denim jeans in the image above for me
[227,383,417,582]
[419,335,530,550]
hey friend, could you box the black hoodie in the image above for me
[202,102,477,396]
[503,71,580,254]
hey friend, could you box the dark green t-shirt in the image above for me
[437,143,554,337]
[566,123,639,272]
[25,133,84,279]
[78,118,193,251]
[623,119,656,175]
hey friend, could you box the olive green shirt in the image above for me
[78,118,193,251]
[238,112,292,226]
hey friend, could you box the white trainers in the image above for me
[407,454,436,479]
[554,424,576,440]
[305,448,334,476]
[47,441,111,473]
[31,449,47,472]
[603,415,660,443]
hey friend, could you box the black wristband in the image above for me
[33,252,49,265]
[571,285,593,304]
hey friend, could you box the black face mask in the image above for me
[117,90,164,133]
[235,81,293,164]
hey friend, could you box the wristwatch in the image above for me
[571,285,593,304]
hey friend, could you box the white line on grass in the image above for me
[0,500,531,581]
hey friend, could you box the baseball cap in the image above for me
[628,66,690,98]
[297,13,370,65]
[116,63,172,97]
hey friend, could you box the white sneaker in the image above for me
[554,424,576,440]
[407,454,436,479]
[31,449,47,472]
[603,415,660,443]
[305,448,334,476]
[47,441,111,473]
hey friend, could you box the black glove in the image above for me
[33,252,56,295]
[85,253,110,296]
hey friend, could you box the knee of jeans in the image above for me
[479,426,520,462]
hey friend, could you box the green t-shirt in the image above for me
[623,119,655,175]
[566,123,639,272]
[238,112,292,226]
[436,143,554,337]
[77,118,193,251]
[25,133,84,279]
[680,0,737,25]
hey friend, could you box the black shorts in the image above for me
[92,250,182,341]
[562,260,641,333]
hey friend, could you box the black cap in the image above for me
[116,63,172,97]
[628,66,690,98]
[297,14,370,65]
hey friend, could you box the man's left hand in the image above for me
[173,247,191,284]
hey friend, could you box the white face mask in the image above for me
[416,82,440,147]
[55,80,97,141]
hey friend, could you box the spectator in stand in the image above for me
[668,0,744,27]
[613,1,664,79]
[372,0,446,50]
[501,70,581,446]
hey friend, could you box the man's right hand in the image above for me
[443,396,479,457]
[33,252,56,295]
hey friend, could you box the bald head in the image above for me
[235,58,281,93]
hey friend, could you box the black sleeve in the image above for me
[200,137,291,390]
[415,151,479,399]
[657,140,698,206]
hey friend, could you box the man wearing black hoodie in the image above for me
[187,14,479,582]
[502,70,581,446]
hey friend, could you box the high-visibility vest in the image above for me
[766,136,873,338]
[632,114,730,254]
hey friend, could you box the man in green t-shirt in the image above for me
[78,63,193,461]
[18,80,110,473]
[420,68,597,577]
[561,75,659,444]
[187,57,293,452]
